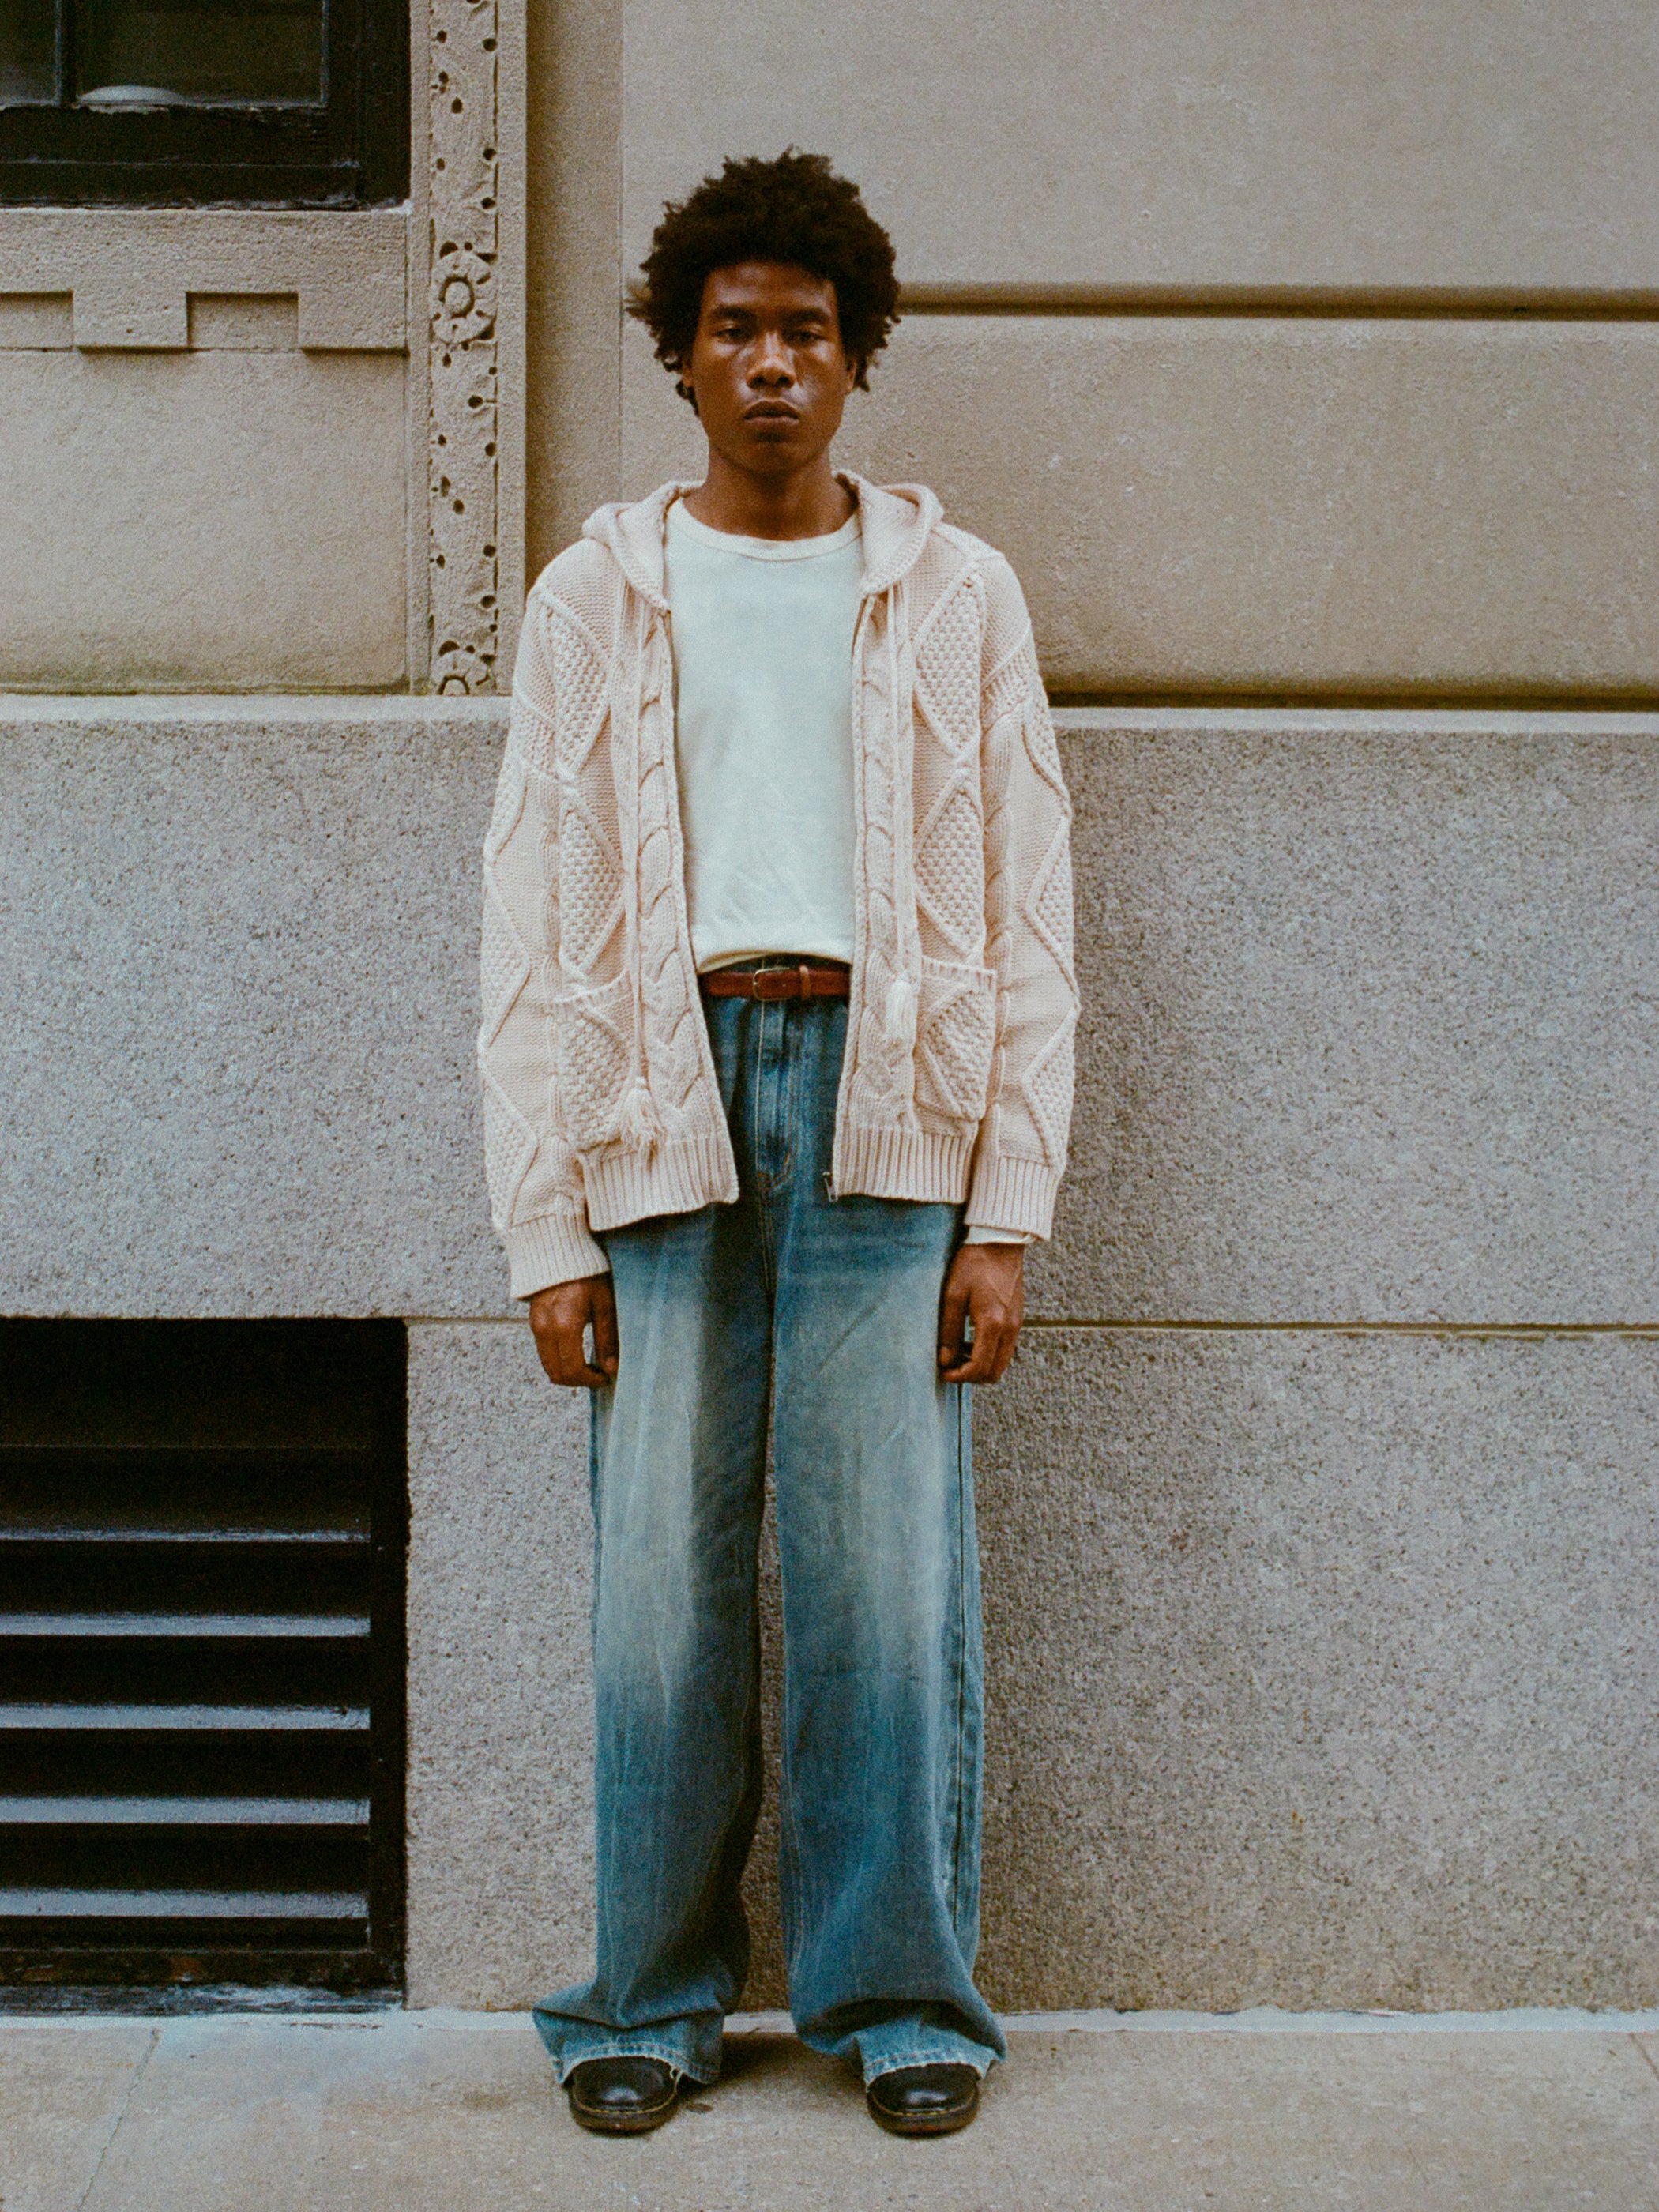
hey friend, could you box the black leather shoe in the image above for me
[866,2062,980,2136]
[566,2056,682,2135]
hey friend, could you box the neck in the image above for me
[683,451,855,541]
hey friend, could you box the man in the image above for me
[480,151,1075,2138]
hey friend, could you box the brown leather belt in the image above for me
[701,960,851,1002]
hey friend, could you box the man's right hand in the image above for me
[528,1273,619,1388]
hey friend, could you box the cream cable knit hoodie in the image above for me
[480,476,1077,1298]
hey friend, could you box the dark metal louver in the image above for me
[0,1321,405,1997]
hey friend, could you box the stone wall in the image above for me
[8,701,1653,2010]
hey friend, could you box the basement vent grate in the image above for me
[0,1320,406,1998]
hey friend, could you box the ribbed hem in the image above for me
[506,1213,610,1300]
[835,1123,974,1205]
[581,1131,739,1232]
[965,1150,1060,1240]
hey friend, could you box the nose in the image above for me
[747,329,794,386]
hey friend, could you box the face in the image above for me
[681,261,858,480]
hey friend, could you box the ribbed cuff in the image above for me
[965,1150,1060,1240]
[834,1123,973,1204]
[581,1133,740,1233]
[505,1213,610,1299]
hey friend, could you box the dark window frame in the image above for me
[0,0,408,205]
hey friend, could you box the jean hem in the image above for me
[549,2036,720,2088]
[860,2045,997,2087]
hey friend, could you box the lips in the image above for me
[743,404,799,422]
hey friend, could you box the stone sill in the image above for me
[0,207,408,351]
[3,698,1657,742]
[0,694,506,729]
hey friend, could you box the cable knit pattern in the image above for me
[480,476,1076,1296]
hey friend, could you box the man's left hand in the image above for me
[938,1242,1025,1384]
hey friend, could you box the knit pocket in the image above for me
[551,971,635,1151]
[914,957,998,1123]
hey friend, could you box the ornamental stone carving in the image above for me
[427,0,502,694]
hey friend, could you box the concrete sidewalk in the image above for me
[7,2008,1659,2212]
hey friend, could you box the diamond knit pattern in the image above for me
[479,479,1076,1294]
[914,786,983,956]
[479,882,526,1046]
[555,983,633,1149]
[912,582,982,754]
[479,1070,537,1228]
[915,963,998,1120]
[548,608,610,774]
[556,809,623,975]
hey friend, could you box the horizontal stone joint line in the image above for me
[1022,1319,1659,1337]
[402,1318,1659,1340]
[1048,688,1659,714]
[901,283,1659,323]
[404,1300,521,1318]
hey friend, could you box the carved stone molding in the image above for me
[425,0,502,694]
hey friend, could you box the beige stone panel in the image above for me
[400,1324,1659,2014]
[622,0,1659,298]
[0,701,514,1318]
[405,1321,594,2007]
[7,702,1655,1327]
[972,1327,1659,2011]
[1040,712,1659,1326]
[524,0,623,577]
[0,352,406,689]
[623,315,1659,696]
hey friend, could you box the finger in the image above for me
[938,1276,970,1368]
[941,1297,1003,1383]
[529,1308,568,1386]
[532,1329,565,1386]
[946,1330,1001,1383]
[591,1284,619,1378]
[969,1294,1021,1382]
[984,1314,1021,1383]
[560,1312,609,1389]
[532,1307,601,1388]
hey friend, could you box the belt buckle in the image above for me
[751,966,796,1001]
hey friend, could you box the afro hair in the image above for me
[628,150,900,401]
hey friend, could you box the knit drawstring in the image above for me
[617,1074,662,1155]
[615,587,664,1158]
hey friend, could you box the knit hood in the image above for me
[582,474,943,609]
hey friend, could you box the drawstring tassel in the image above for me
[884,972,918,1049]
[618,1075,662,1155]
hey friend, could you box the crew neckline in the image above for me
[668,498,861,561]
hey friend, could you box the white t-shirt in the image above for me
[664,497,860,973]
[663,495,1029,1247]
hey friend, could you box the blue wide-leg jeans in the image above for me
[532,992,1006,2088]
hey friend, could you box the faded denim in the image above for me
[532,992,1005,2087]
